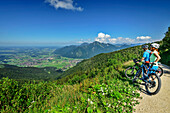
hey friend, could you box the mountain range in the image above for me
[53,41,142,58]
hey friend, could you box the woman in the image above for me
[150,43,161,73]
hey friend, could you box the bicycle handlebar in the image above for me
[133,59,156,68]
[133,59,140,64]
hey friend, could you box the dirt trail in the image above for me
[134,64,170,113]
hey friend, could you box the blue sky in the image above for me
[0,0,170,46]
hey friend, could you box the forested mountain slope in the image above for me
[0,64,62,81]
[53,41,132,58]
[56,45,143,84]
[160,27,170,66]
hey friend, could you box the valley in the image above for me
[0,47,83,71]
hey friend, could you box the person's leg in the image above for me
[150,65,158,81]
[144,63,149,74]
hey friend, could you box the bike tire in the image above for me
[125,67,136,80]
[145,73,161,95]
[156,66,164,77]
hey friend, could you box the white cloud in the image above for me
[95,33,113,43]
[45,0,83,11]
[95,33,135,44]
[135,36,152,43]
[116,37,135,44]
[136,36,151,40]
[78,33,154,45]
[108,38,117,43]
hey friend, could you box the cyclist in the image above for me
[136,45,151,74]
[133,45,150,82]
[140,45,151,67]
[149,43,161,73]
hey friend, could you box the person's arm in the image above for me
[136,57,145,63]
[140,57,145,62]
[154,52,161,62]
[140,52,146,62]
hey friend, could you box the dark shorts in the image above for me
[144,63,149,67]
[143,63,149,73]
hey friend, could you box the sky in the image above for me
[0,0,170,46]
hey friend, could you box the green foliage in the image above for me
[85,79,140,113]
[159,27,170,66]
[0,77,56,112]
[57,45,143,84]
[162,27,170,49]
[0,44,143,112]
[0,64,62,81]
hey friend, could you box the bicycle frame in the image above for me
[141,63,149,83]
[129,59,161,95]
[134,63,155,83]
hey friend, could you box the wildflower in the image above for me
[133,91,135,93]
[102,93,105,95]
[92,92,96,94]
[90,101,93,104]
[75,107,77,109]
[101,87,104,92]
[88,98,90,101]
[108,104,111,107]
[31,101,35,103]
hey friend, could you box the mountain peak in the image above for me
[53,41,134,58]
[93,41,101,43]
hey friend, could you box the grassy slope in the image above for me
[44,45,143,112]
[56,45,143,83]
[1,45,143,113]
[159,28,170,66]
[1,31,169,112]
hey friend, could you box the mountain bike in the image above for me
[125,60,163,79]
[156,62,163,77]
[125,59,161,95]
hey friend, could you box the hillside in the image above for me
[56,44,143,83]
[0,64,63,81]
[0,44,143,113]
[160,27,170,66]
[53,41,132,58]
[1,27,169,112]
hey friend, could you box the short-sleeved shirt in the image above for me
[143,50,151,63]
[150,50,158,66]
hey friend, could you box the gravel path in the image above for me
[134,64,170,113]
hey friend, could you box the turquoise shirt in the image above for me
[143,50,151,62]
[150,50,158,66]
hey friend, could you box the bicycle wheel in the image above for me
[145,73,161,95]
[156,66,163,77]
[125,67,137,80]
